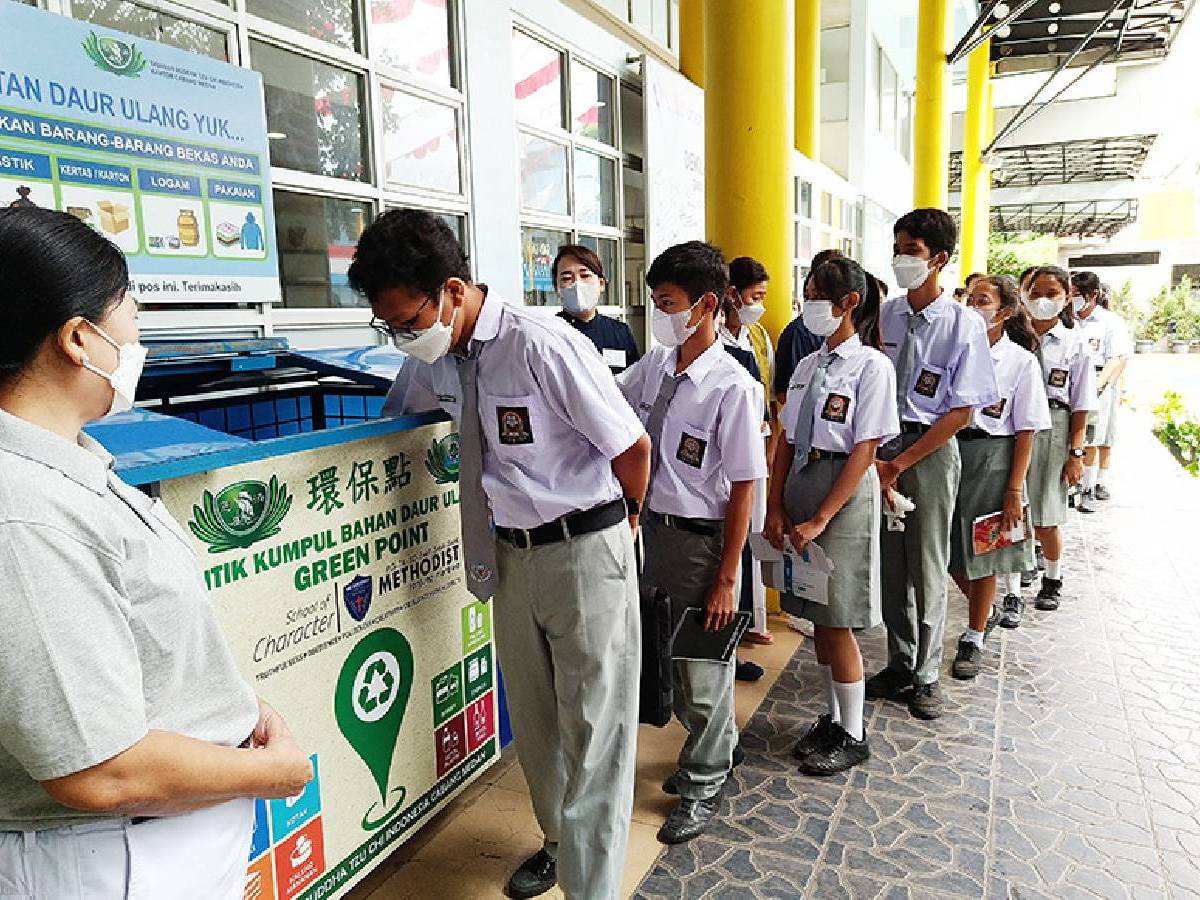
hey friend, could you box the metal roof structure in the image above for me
[953,1,1194,76]
[984,198,1139,236]
[948,134,1156,190]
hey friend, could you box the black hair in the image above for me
[1028,265,1075,329]
[348,208,471,301]
[875,276,889,298]
[0,207,129,378]
[810,257,882,350]
[965,272,985,288]
[979,274,1038,353]
[1070,270,1101,298]
[1018,265,1038,289]
[646,240,728,306]
[552,243,604,280]
[893,208,957,258]
[728,256,769,292]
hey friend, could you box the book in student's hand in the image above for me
[972,509,1027,556]
[670,608,752,663]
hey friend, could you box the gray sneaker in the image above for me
[999,593,1024,629]
[908,682,943,720]
[1094,483,1111,501]
[951,639,983,680]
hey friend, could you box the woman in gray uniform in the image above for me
[949,276,1049,677]
[765,257,898,775]
[0,208,312,899]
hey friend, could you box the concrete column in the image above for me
[913,0,951,209]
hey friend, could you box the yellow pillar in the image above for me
[704,0,794,344]
[795,0,820,157]
[679,0,705,88]
[960,36,991,275]
[914,0,951,209]
[980,72,994,271]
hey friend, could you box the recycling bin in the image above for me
[84,339,505,900]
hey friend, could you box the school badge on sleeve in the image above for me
[496,407,534,445]
[1048,369,1068,389]
[676,432,708,468]
[820,393,851,423]
[914,369,942,398]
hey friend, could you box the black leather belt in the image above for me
[955,429,1003,444]
[807,448,850,461]
[648,510,722,537]
[1049,399,1070,411]
[496,499,628,549]
[901,421,932,435]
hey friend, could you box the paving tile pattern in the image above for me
[635,420,1200,899]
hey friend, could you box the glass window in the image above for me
[248,0,359,51]
[522,226,572,306]
[899,92,913,161]
[70,0,229,60]
[274,191,371,309]
[797,224,812,263]
[512,31,565,131]
[571,62,615,146]
[574,149,617,227]
[798,180,812,219]
[879,48,898,144]
[369,0,454,87]
[518,132,569,215]
[252,41,368,182]
[578,235,619,300]
[821,191,832,226]
[380,86,461,194]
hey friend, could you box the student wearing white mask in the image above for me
[1022,266,1096,614]
[766,257,897,775]
[0,208,313,899]
[1068,271,1130,511]
[950,276,1049,675]
[553,244,641,374]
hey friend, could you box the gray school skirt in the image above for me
[949,434,1036,580]
[781,454,882,629]
[1028,405,1072,528]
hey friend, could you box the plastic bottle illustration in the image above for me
[177,209,200,247]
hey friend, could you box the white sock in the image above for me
[1083,465,1099,493]
[1045,558,1062,580]
[963,628,985,647]
[1005,572,1022,596]
[833,680,866,741]
[821,664,841,723]
[1098,466,1110,488]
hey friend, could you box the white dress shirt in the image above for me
[1037,322,1098,413]
[971,335,1052,436]
[1077,305,1132,369]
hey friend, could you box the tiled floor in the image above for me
[352,410,1200,899]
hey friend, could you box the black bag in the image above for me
[639,586,673,727]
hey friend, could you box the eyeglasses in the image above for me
[369,293,435,339]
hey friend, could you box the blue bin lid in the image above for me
[287,346,407,389]
[83,407,250,470]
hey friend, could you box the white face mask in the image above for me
[652,301,703,347]
[892,255,933,291]
[1023,294,1066,322]
[972,305,996,326]
[736,300,765,326]
[391,290,456,364]
[802,300,842,337]
[559,278,601,315]
[1072,296,1090,314]
[82,322,147,417]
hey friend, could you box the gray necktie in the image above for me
[645,371,681,480]
[458,349,497,601]
[894,311,924,410]
[793,353,835,461]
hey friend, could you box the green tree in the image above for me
[985,232,1059,281]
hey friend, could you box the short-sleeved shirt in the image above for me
[556,310,642,373]
[780,335,900,453]
[384,291,645,529]
[618,340,768,520]
[0,410,258,832]
[880,291,1000,424]
[773,316,824,396]
[720,323,775,395]
[971,335,1052,436]
[1038,323,1098,413]
[1077,305,1131,370]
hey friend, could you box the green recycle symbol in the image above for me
[335,628,414,827]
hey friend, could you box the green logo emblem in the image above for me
[83,32,148,78]
[335,628,414,830]
[425,433,460,484]
[188,475,292,553]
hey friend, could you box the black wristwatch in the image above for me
[1069,447,1085,459]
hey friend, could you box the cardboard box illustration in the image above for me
[96,200,130,234]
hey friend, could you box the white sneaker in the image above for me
[787,615,814,638]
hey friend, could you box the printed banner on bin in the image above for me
[158,422,498,900]
[0,3,280,302]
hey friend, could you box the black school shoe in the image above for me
[865,666,914,701]
[999,593,1024,629]
[1035,577,1063,611]
[662,743,744,795]
[791,713,839,760]
[951,639,984,680]
[908,682,944,720]
[657,797,719,844]
[505,849,556,899]
[799,723,870,776]
[1095,483,1112,501]
[735,659,764,682]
